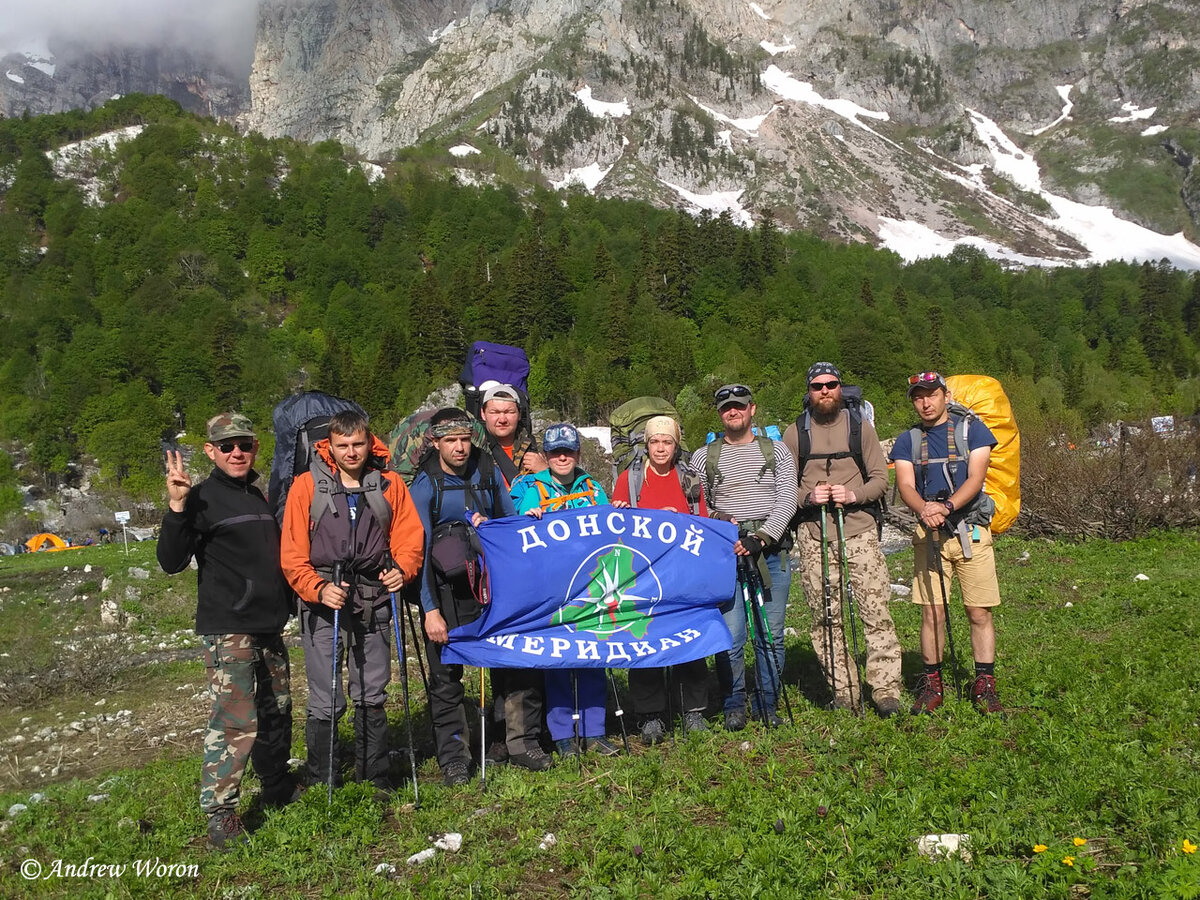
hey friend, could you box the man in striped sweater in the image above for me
[690,385,798,730]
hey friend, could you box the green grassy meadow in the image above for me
[0,531,1197,898]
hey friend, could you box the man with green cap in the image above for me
[157,413,299,850]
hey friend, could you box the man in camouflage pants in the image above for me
[157,413,299,849]
[784,363,903,716]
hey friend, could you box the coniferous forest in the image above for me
[1,96,1198,500]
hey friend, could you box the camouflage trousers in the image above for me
[199,633,293,816]
[797,528,902,706]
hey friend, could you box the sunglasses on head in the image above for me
[908,372,942,386]
[714,385,752,404]
[809,379,840,392]
[216,440,254,454]
[544,424,579,448]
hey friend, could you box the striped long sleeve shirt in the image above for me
[688,438,798,543]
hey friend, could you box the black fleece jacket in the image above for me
[157,467,291,635]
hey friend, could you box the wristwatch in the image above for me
[943,499,955,514]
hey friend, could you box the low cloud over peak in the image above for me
[0,0,260,72]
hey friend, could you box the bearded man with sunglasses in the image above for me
[157,413,298,850]
[690,384,798,731]
[783,363,901,717]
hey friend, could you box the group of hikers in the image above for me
[157,363,1005,850]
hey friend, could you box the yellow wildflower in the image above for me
[1062,856,1075,867]
[1073,837,1087,847]
[1184,840,1197,855]
[1033,844,1047,854]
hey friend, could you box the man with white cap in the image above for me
[612,415,710,743]
[479,382,546,483]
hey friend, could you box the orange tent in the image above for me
[24,533,70,552]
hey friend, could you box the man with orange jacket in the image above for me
[281,410,424,794]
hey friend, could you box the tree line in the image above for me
[1,96,1197,497]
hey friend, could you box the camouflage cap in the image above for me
[206,412,256,442]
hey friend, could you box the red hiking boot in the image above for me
[971,674,1003,715]
[910,671,944,715]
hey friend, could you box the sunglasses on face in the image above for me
[809,380,840,392]
[216,440,254,454]
[908,372,942,386]
[714,385,752,404]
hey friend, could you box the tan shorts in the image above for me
[912,522,1001,608]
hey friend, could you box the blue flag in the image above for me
[441,507,737,669]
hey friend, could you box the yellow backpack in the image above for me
[944,375,1021,534]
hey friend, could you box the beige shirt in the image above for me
[782,408,889,541]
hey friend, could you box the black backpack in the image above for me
[268,391,369,527]
[792,385,886,537]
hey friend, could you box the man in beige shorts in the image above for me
[890,372,1002,715]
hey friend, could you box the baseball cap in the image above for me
[206,412,256,442]
[543,423,581,453]
[482,383,521,407]
[714,384,753,411]
[906,371,947,399]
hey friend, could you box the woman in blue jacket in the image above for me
[512,423,618,757]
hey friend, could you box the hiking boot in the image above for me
[509,746,553,772]
[756,708,783,727]
[586,737,621,757]
[260,777,305,809]
[971,674,1003,715]
[682,711,709,735]
[484,741,509,766]
[832,697,856,713]
[555,737,580,759]
[640,718,667,746]
[874,697,901,719]
[207,810,249,851]
[442,759,471,787]
[724,709,747,732]
[911,672,944,715]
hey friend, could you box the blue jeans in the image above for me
[717,550,790,716]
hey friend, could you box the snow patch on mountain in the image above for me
[5,72,24,85]
[688,95,774,134]
[761,66,889,128]
[748,2,771,20]
[551,163,612,193]
[1140,125,1168,137]
[761,39,795,56]
[1109,102,1156,123]
[1029,85,1072,136]
[46,125,145,205]
[890,109,1200,271]
[573,86,630,119]
[661,181,753,228]
[449,144,480,157]
[428,21,457,45]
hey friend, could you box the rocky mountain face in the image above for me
[0,39,247,120]
[241,0,1200,262]
[7,1,1200,263]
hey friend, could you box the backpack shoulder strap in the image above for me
[793,413,811,483]
[358,470,393,534]
[629,463,645,509]
[309,455,340,529]
[754,434,777,481]
[704,442,723,502]
[677,462,702,515]
[847,406,868,483]
[489,440,520,485]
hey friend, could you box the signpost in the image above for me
[115,511,130,554]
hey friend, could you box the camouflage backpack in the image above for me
[386,409,491,485]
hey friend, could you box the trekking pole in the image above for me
[746,561,794,727]
[328,561,343,803]
[606,669,630,753]
[385,556,419,808]
[834,506,865,715]
[402,597,437,747]
[479,667,488,792]
[737,558,771,727]
[817,501,838,709]
[930,528,962,700]
[571,671,582,769]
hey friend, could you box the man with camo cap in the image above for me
[157,413,299,850]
